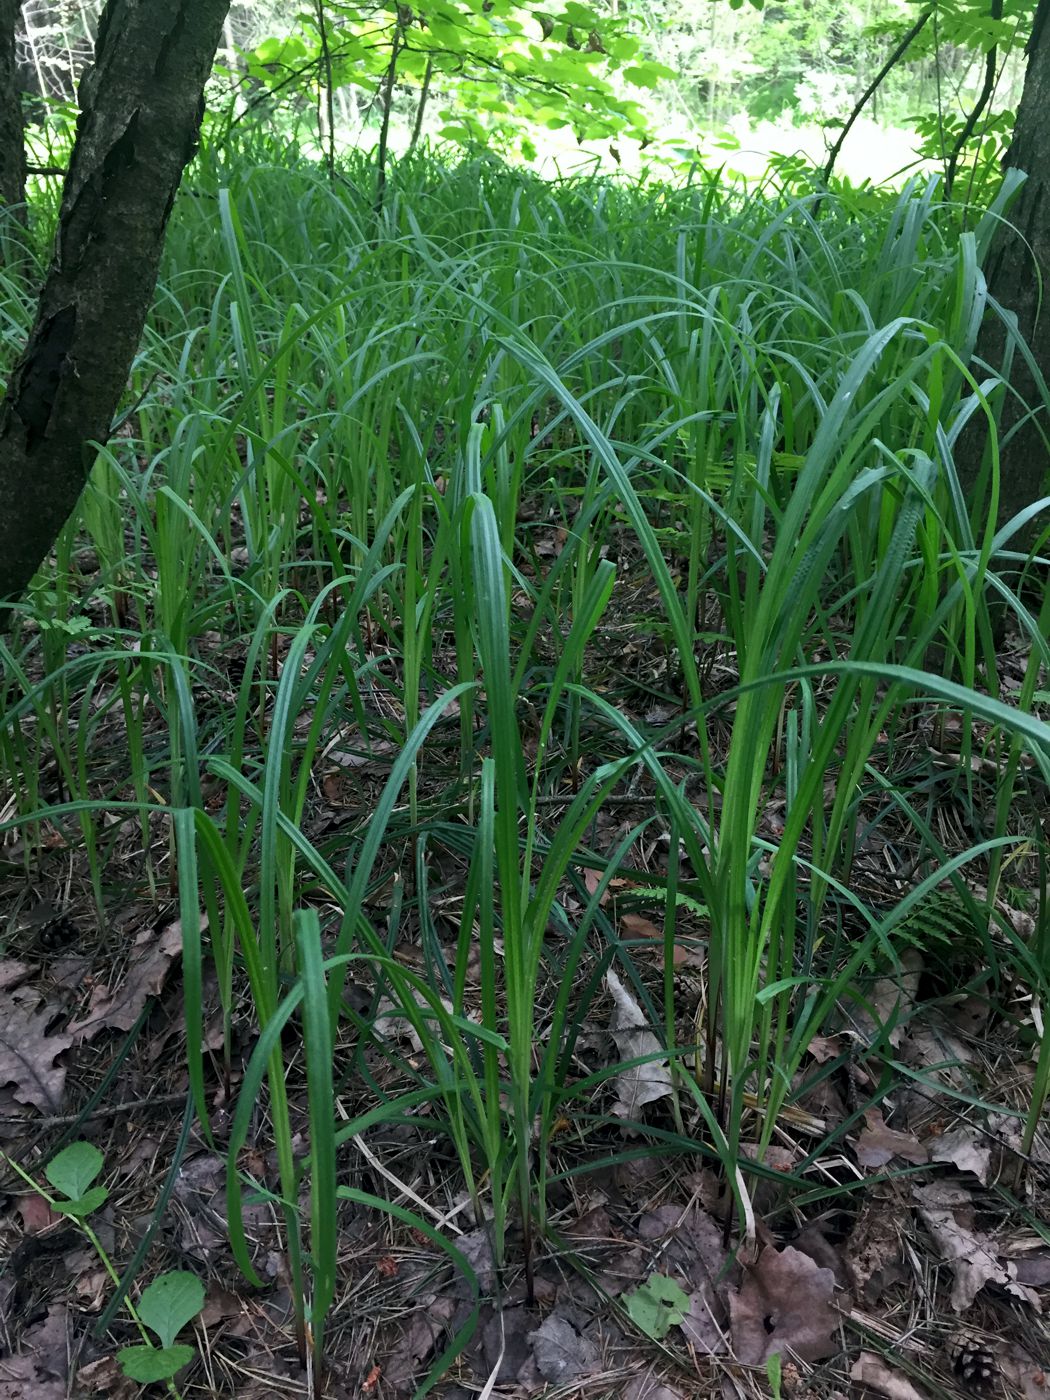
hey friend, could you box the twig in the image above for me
[945,0,1004,197]
[821,7,934,192]
[0,1091,188,1128]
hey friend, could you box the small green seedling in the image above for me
[46,1141,109,1217]
[118,1272,205,1383]
[623,1272,690,1340]
[6,1141,204,1393]
[766,1351,783,1398]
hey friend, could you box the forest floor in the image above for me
[1,527,1048,1400]
[1,148,1050,1400]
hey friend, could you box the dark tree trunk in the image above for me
[0,0,230,607]
[960,0,1050,545]
[0,0,25,222]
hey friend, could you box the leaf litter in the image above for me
[1,491,1048,1398]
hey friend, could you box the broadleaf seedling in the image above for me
[623,1272,690,1339]
[5,1142,204,1394]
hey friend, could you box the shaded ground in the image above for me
[1,510,1048,1398]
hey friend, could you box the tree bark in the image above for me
[960,0,1050,546]
[0,0,230,607]
[0,0,26,222]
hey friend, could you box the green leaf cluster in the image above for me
[44,1144,203,1385]
[246,0,671,155]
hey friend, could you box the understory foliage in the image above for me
[1,143,1049,1380]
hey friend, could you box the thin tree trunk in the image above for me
[407,55,433,156]
[945,0,1004,196]
[374,8,405,218]
[314,0,336,181]
[0,0,26,223]
[957,0,1050,545]
[0,0,231,607]
[821,6,933,190]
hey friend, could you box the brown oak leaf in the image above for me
[0,988,72,1111]
[729,1245,840,1364]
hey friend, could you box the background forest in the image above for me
[10,0,1039,184]
[0,2,1048,1399]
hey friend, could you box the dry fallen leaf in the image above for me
[927,1126,991,1184]
[16,1191,59,1235]
[807,1034,845,1064]
[622,1380,685,1400]
[896,1016,975,1129]
[852,948,923,1048]
[604,968,673,1120]
[477,1304,538,1390]
[729,1245,840,1365]
[621,912,663,941]
[528,1314,600,1384]
[855,1108,929,1168]
[913,1181,1041,1312]
[385,1301,456,1394]
[635,1202,728,1353]
[844,1188,906,1304]
[1000,1341,1050,1399]
[67,918,193,1043]
[850,1351,927,1399]
[0,987,72,1111]
[1012,1251,1050,1287]
[0,1306,69,1397]
[620,911,701,969]
[0,960,30,992]
[70,1355,139,1399]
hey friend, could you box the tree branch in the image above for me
[945,0,1004,197]
[822,6,934,189]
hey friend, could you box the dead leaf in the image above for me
[621,912,700,968]
[1000,1342,1050,1399]
[198,1282,246,1327]
[852,948,923,1048]
[844,1188,906,1304]
[16,1192,59,1234]
[623,1379,685,1400]
[913,1181,1041,1312]
[927,1126,991,1183]
[67,918,193,1042]
[792,1224,849,1289]
[0,1360,66,1400]
[807,1034,845,1064]
[0,987,72,1111]
[452,1228,498,1295]
[476,1304,537,1390]
[70,1356,138,1399]
[73,1267,109,1309]
[385,1302,454,1394]
[681,1288,728,1354]
[0,961,30,992]
[896,1017,974,1128]
[621,912,663,940]
[634,1202,728,1352]
[567,1203,612,1240]
[850,1351,927,1399]
[528,1314,599,1383]
[604,968,673,1119]
[855,1108,929,1168]
[0,1307,69,1397]
[1012,1251,1050,1287]
[47,955,92,991]
[729,1245,839,1365]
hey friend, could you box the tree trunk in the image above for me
[0,0,230,607]
[960,0,1050,546]
[0,0,25,222]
